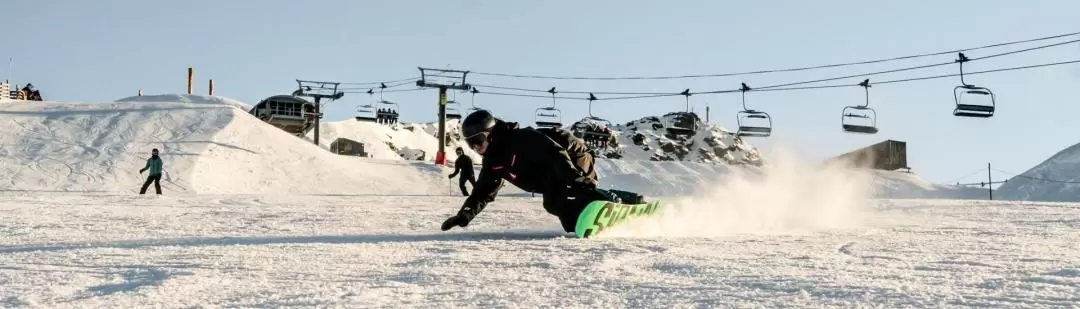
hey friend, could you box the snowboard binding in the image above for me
[608,189,647,204]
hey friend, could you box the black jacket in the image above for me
[457,121,595,219]
[449,155,474,177]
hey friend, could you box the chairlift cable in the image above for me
[752,38,1080,91]
[471,84,679,96]
[872,59,1080,86]
[945,167,993,184]
[465,38,1079,98]
[710,59,1080,93]
[990,168,1080,184]
[467,31,1080,80]
[470,57,1080,101]
[337,77,419,86]
[338,79,417,91]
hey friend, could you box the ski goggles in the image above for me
[465,131,489,148]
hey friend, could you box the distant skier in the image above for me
[138,148,164,195]
[440,109,646,234]
[447,147,476,196]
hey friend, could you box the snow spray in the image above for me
[598,146,876,238]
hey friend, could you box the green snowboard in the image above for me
[574,200,663,238]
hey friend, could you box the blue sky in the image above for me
[5,0,1079,185]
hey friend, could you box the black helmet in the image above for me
[462,109,497,146]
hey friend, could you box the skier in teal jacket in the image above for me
[139,148,164,194]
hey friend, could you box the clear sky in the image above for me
[5,0,1079,185]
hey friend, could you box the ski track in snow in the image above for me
[0,194,1077,308]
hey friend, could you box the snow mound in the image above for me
[996,141,1080,202]
[116,93,253,111]
[0,100,439,195]
[583,113,762,165]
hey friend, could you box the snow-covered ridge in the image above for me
[995,141,1080,202]
[116,93,253,111]
[314,111,762,167]
[585,113,763,166]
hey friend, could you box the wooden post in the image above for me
[138,89,143,96]
[187,67,194,94]
[209,79,214,96]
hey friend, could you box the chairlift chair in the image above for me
[535,87,564,128]
[841,79,879,134]
[668,89,697,134]
[467,88,482,112]
[376,100,400,124]
[355,104,378,122]
[952,52,995,118]
[446,100,462,120]
[355,89,378,122]
[579,93,615,149]
[735,83,773,137]
[583,93,613,130]
[535,107,563,128]
[374,83,402,124]
[445,89,462,120]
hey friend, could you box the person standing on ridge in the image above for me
[138,148,164,195]
[440,109,647,234]
[448,147,476,196]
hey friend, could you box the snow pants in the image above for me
[541,150,605,232]
[458,173,476,196]
[140,174,161,195]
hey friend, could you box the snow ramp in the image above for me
[0,99,441,195]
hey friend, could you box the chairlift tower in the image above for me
[293,79,344,146]
[416,67,471,165]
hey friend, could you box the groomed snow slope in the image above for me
[0,100,439,195]
[1,195,1077,307]
[996,141,1080,202]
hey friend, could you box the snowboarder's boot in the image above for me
[609,189,647,204]
[587,188,646,204]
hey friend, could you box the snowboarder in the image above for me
[138,148,164,194]
[447,147,476,196]
[440,109,646,234]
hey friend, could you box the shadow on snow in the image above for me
[0,230,570,254]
